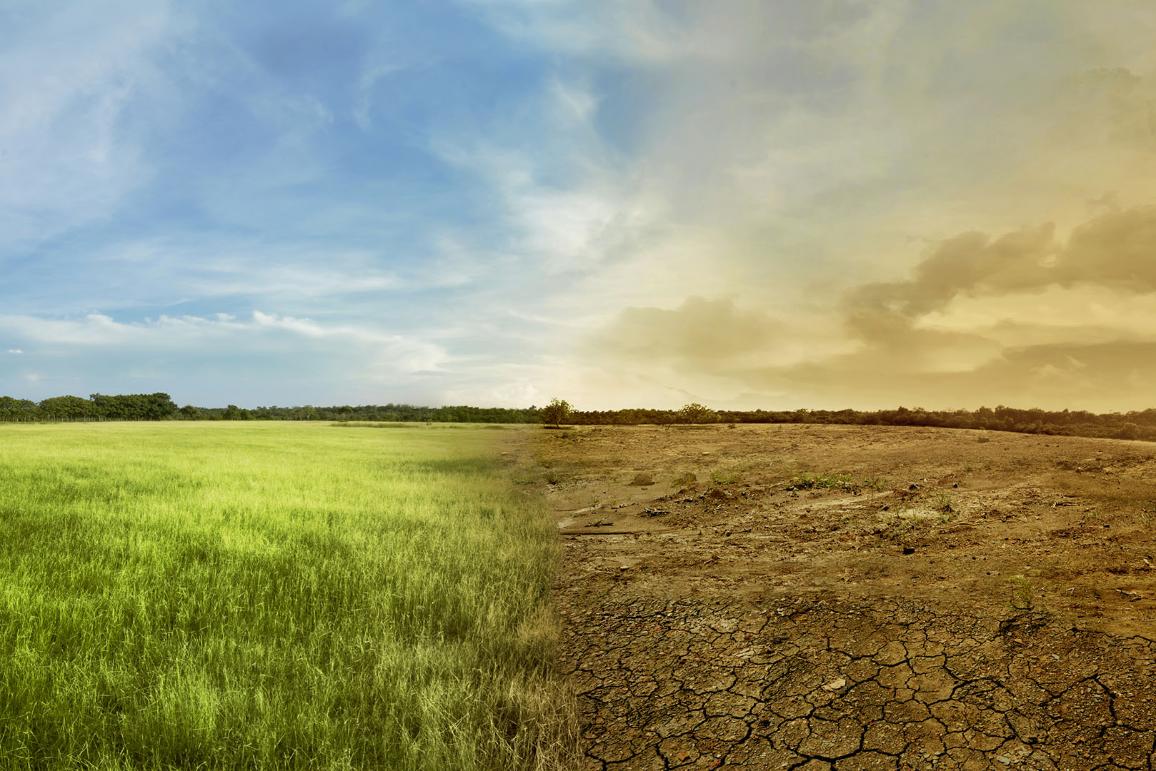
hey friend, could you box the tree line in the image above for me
[2,393,1155,442]
[0,394,543,424]
[566,404,1156,441]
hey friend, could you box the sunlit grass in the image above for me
[0,422,568,769]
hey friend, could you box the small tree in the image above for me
[677,402,718,424]
[541,398,573,428]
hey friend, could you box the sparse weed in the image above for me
[710,468,741,485]
[1008,575,1035,611]
[787,473,852,491]
[875,506,951,542]
[786,473,876,493]
[931,492,956,514]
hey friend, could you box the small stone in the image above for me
[821,677,846,692]
[903,546,916,555]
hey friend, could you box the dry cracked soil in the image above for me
[518,424,1156,770]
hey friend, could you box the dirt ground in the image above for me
[522,424,1156,769]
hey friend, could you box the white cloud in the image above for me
[0,2,180,248]
[429,77,657,277]
[0,311,446,373]
[353,61,409,130]
[461,0,688,64]
[547,76,600,125]
[2,236,436,315]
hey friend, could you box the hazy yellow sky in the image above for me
[535,1,1156,411]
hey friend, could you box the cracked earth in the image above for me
[528,425,1156,769]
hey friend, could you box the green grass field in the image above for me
[0,422,568,770]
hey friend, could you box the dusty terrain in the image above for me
[526,424,1156,769]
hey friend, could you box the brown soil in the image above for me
[524,424,1156,769]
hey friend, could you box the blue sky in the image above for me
[4,2,1156,410]
[1,0,598,406]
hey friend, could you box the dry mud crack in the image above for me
[559,596,1156,769]
[531,425,1156,769]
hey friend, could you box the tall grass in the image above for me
[0,422,569,769]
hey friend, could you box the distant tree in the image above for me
[0,396,38,422]
[541,398,573,428]
[88,393,177,420]
[676,402,718,424]
[1116,422,1141,440]
[39,395,93,421]
[144,392,178,420]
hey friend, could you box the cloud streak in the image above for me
[0,2,177,248]
[0,310,448,406]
